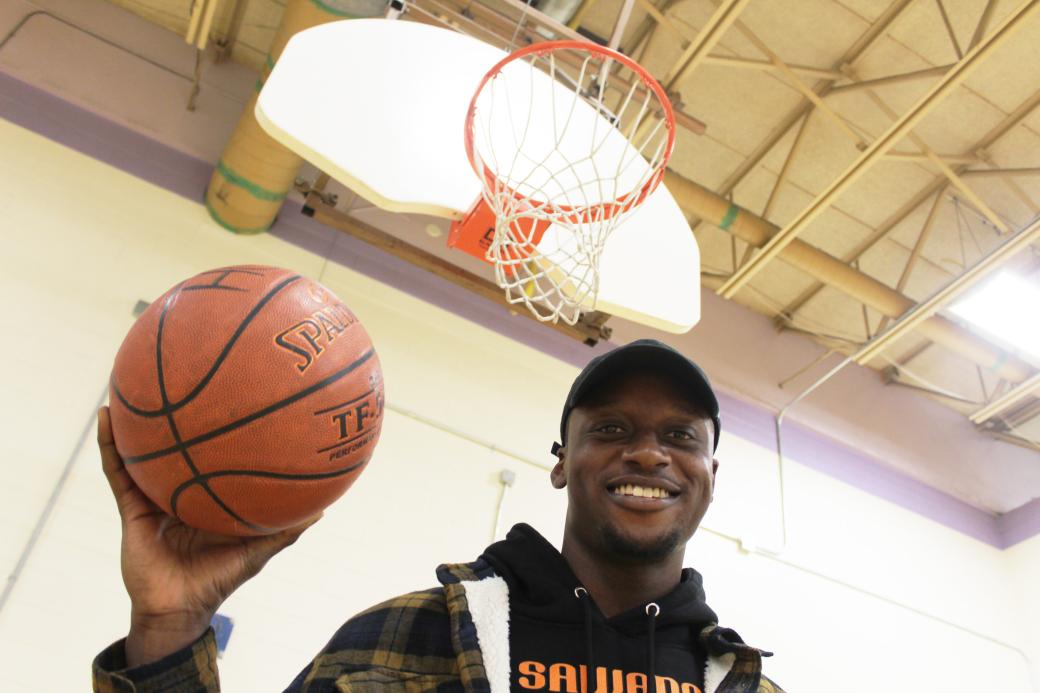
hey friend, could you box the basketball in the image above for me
[108,265,384,536]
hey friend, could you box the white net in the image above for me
[468,43,673,324]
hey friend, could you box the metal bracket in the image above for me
[294,178,338,207]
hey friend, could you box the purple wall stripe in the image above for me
[713,390,1005,547]
[999,496,1040,549]
[3,68,1036,549]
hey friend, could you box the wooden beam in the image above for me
[968,0,999,50]
[662,0,751,91]
[302,194,609,345]
[962,166,1040,178]
[887,151,979,164]
[860,75,1010,233]
[894,188,946,294]
[733,20,868,149]
[718,1,1040,299]
[780,88,1040,319]
[935,0,963,59]
[827,64,951,94]
[692,0,915,219]
[761,112,812,220]
[876,188,946,332]
[701,54,845,81]
[406,0,707,135]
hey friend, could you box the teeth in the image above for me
[611,485,672,499]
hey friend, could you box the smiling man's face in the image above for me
[551,368,718,562]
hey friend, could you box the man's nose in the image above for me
[622,430,669,469]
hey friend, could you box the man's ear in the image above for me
[710,457,719,499]
[550,447,567,489]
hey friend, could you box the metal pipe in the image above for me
[492,469,517,541]
[607,0,636,49]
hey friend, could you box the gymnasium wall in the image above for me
[1007,534,1040,688]
[0,118,1035,693]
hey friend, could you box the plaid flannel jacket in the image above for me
[93,559,784,692]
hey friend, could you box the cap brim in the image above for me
[564,342,721,451]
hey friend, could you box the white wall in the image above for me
[0,119,1036,692]
[1006,533,1040,690]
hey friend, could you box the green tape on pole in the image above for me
[309,0,362,17]
[254,78,264,93]
[265,54,275,70]
[719,203,738,231]
[215,160,288,202]
[205,199,274,235]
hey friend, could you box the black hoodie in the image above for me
[482,524,717,693]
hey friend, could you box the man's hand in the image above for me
[98,406,320,667]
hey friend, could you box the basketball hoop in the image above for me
[448,41,676,324]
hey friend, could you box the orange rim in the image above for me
[463,40,676,223]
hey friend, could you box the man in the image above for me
[93,339,784,692]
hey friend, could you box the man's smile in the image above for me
[605,476,683,510]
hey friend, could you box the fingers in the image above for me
[240,512,323,577]
[98,406,131,502]
[98,406,156,522]
[268,512,323,549]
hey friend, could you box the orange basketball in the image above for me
[108,265,384,536]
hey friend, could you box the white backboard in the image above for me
[256,19,701,333]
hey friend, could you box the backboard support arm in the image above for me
[300,186,612,345]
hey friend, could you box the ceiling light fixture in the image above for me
[948,271,1040,361]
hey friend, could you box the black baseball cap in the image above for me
[553,339,721,454]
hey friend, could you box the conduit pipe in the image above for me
[663,171,1036,384]
[204,0,386,233]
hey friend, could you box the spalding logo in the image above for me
[274,302,359,374]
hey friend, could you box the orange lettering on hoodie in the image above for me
[626,672,648,693]
[549,663,579,692]
[654,676,680,693]
[519,661,546,689]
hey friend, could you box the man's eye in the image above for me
[595,424,623,434]
[668,430,696,441]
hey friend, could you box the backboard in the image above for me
[255,19,701,333]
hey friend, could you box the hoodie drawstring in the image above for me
[575,590,663,692]
[575,587,595,691]
[645,602,660,687]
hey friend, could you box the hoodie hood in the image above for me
[480,523,719,636]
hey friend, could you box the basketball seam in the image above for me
[124,348,377,464]
[112,273,302,418]
[154,282,264,532]
[168,457,370,525]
